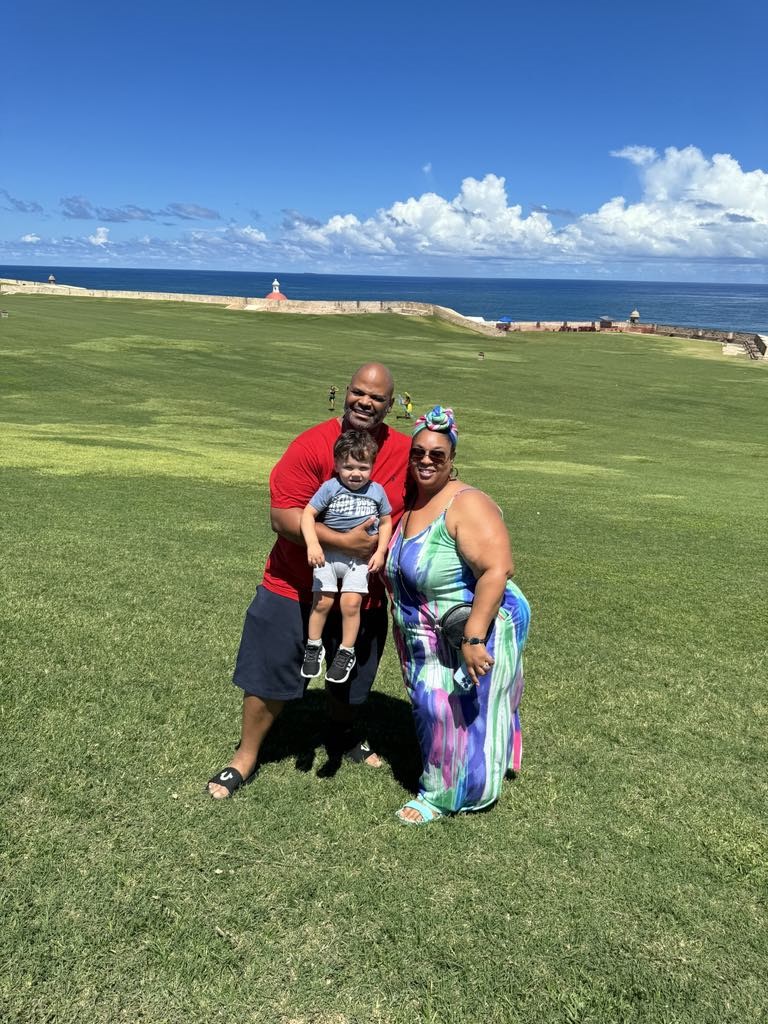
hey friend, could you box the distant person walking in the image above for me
[328,385,339,411]
[397,391,413,419]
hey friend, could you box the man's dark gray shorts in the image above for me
[232,586,388,705]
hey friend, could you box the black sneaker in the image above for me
[325,647,357,684]
[301,642,325,679]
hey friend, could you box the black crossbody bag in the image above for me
[435,603,492,650]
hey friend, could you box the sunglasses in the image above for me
[409,446,450,466]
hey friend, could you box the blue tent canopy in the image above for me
[497,315,514,323]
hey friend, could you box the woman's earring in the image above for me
[449,464,458,480]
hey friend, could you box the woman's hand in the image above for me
[462,642,495,686]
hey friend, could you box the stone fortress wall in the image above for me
[0,277,245,308]
[0,277,504,336]
[648,323,758,347]
[1,277,765,357]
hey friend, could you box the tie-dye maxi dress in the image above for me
[385,508,531,814]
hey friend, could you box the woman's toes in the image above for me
[397,805,425,823]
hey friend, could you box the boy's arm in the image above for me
[368,514,392,572]
[300,505,326,567]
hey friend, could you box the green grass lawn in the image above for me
[1,295,767,1024]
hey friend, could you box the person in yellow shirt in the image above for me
[397,391,413,419]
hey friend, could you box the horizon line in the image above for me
[1,262,766,289]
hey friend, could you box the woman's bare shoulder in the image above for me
[452,485,500,510]
[446,484,503,525]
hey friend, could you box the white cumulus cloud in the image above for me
[284,174,558,259]
[565,146,768,261]
[611,145,658,166]
[280,149,768,269]
[229,225,267,244]
[3,146,766,279]
[88,226,110,247]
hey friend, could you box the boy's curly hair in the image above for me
[333,430,378,465]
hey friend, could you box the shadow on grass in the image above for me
[257,689,421,792]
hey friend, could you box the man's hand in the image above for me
[306,543,325,568]
[316,518,377,560]
[342,520,378,560]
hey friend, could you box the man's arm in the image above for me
[270,506,304,545]
[270,506,377,559]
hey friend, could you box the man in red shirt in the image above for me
[208,363,410,797]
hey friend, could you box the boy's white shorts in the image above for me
[312,547,370,594]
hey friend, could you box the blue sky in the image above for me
[2,0,767,281]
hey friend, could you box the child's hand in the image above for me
[368,551,385,573]
[307,544,325,568]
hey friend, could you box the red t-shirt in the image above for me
[263,418,410,604]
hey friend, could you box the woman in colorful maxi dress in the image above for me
[384,406,530,824]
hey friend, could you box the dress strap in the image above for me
[444,486,478,511]
[444,486,503,519]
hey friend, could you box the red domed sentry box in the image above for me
[266,277,287,301]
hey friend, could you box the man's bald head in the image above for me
[352,363,394,397]
[343,363,395,432]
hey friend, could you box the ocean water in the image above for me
[2,264,766,334]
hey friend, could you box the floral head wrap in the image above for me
[412,405,458,448]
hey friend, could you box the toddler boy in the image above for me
[300,430,392,684]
